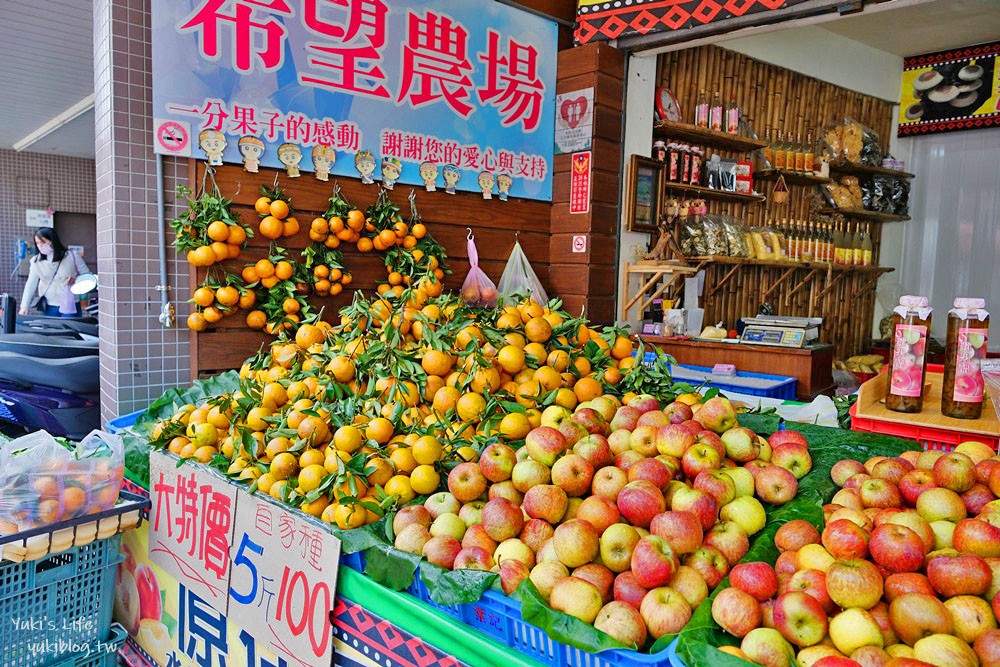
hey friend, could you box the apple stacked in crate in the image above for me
[710,441,1000,667]
[393,396,812,648]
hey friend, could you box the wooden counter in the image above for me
[636,336,834,401]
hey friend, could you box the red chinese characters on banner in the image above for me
[379,129,548,181]
[569,151,591,215]
[300,0,391,99]
[398,11,475,117]
[180,0,292,74]
[166,100,362,152]
[149,452,238,612]
[478,29,545,131]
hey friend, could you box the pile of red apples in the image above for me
[710,442,1000,667]
[390,395,813,648]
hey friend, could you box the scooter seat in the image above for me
[17,319,99,338]
[0,352,99,394]
[0,334,98,358]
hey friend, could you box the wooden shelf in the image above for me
[663,181,766,204]
[687,255,895,274]
[819,208,910,223]
[829,160,915,179]
[622,261,700,321]
[653,121,768,152]
[756,169,831,185]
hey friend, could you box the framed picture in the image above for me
[625,155,663,233]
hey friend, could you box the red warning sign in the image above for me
[156,120,190,155]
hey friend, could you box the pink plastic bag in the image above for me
[460,229,498,308]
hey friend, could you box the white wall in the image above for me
[720,27,903,102]
[617,54,658,330]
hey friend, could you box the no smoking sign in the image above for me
[154,118,192,157]
[572,235,587,253]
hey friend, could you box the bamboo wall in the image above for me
[655,45,899,359]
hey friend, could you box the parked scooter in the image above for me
[0,275,101,438]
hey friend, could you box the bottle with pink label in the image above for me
[942,297,989,419]
[886,295,932,413]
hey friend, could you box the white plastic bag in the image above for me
[0,430,124,533]
[59,284,77,315]
[460,229,498,308]
[497,239,548,306]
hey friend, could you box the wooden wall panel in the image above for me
[550,42,626,326]
[191,163,551,377]
[650,45,898,358]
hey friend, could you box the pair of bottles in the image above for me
[763,129,816,173]
[886,296,990,419]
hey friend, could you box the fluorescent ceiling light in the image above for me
[13,94,95,152]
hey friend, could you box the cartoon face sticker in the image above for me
[312,144,337,182]
[442,164,461,195]
[478,171,495,200]
[238,136,265,173]
[496,174,513,202]
[419,161,439,192]
[381,157,402,190]
[277,143,302,178]
[199,129,227,166]
[355,150,376,185]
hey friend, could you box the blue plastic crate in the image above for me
[0,536,123,667]
[105,410,144,434]
[639,354,797,400]
[338,549,683,667]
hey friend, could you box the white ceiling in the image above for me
[821,0,1000,57]
[0,0,95,159]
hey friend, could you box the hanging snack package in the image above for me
[497,238,548,306]
[720,217,749,257]
[702,216,728,256]
[823,118,884,165]
[0,430,125,534]
[891,178,910,216]
[460,229,498,308]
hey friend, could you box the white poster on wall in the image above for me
[25,209,54,228]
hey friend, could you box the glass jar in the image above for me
[653,140,667,162]
[942,298,989,419]
[886,295,932,413]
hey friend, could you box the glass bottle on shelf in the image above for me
[694,90,709,128]
[852,230,864,266]
[710,92,723,132]
[804,130,815,173]
[942,298,990,420]
[794,133,806,172]
[786,221,798,261]
[861,230,873,266]
[784,135,798,174]
[773,131,786,169]
[832,227,844,265]
[800,221,814,262]
[762,128,773,168]
[886,296,933,413]
[726,94,741,134]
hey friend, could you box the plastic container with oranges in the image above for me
[0,430,125,536]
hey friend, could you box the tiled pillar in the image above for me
[94,0,191,421]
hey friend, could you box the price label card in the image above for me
[227,492,341,666]
[149,451,238,614]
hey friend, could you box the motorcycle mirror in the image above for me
[71,273,98,296]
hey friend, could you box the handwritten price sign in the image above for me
[149,451,237,614]
[227,492,340,666]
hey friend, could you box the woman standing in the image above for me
[19,228,90,317]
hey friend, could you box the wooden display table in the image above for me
[637,336,834,401]
[853,370,999,448]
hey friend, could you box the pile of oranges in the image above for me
[171,184,254,269]
[255,189,300,240]
[180,178,449,335]
[152,289,645,531]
